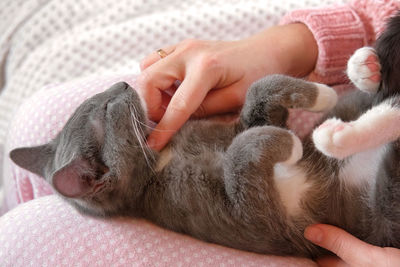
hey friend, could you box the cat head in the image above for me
[10,82,155,217]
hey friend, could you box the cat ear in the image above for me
[52,158,94,198]
[9,145,54,177]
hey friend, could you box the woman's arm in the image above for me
[280,0,400,84]
[138,23,318,151]
[138,0,400,151]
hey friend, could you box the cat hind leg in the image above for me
[280,132,303,165]
[347,47,381,93]
[224,126,309,223]
[313,98,400,159]
[223,126,302,202]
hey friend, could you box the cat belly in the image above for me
[272,145,386,218]
[273,164,311,216]
[338,145,388,188]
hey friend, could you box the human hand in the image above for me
[138,23,317,151]
[304,224,400,267]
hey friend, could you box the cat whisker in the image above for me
[128,118,175,133]
[129,105,156,174]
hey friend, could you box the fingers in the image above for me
[316,256,348,267]
[192,81,247,118]
[146,71,212,151]
[137,57,184,120]
[147,81,247,150]
[304,224,377,267]
[140,44,177,70]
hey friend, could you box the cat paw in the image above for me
[307,83,338,112]
[312,118,359,159]
[280,133,303,165]
[347,47,381,93]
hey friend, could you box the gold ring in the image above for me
[157,49,168,59]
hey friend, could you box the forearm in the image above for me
[268,23,318,78]
[241,23,318,79]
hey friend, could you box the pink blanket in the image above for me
[0,195,316,266]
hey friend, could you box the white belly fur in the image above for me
[339,145,388,189]
[273,164,311,216]
[273,145,387,216]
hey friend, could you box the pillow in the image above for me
[0,195,316,266]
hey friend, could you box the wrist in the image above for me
[281,23,318,77]
[247,23,318,77]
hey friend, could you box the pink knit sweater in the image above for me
[281,0,400,85]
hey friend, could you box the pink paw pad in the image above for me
[365,55,380,72]
[318,121,334,129]
[369,74,381,83]
[334,124,345,132]
[365,55,381,82]
[347,47,381,93]
[312,118,358,159]
[334,122,352,132]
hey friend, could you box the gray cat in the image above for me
[10,15,400,257]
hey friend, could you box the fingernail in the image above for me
[304,226,324,244]
[147,138,156,149]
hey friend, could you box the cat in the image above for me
[9,14,400,257]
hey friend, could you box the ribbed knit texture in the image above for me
[280,0,400,84]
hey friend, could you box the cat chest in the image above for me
[338,145,388,189]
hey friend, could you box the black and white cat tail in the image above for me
[347,11,400,100]
[375,10,400,101]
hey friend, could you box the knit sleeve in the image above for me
[280,0,400,85]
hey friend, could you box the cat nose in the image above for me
[121,82,130,90]
[109,81,130,93]
[117,81,130,90]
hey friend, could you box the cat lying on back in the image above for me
[10,14,400,257]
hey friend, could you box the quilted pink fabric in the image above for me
[0,195,316,266]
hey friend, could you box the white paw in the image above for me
[347,47,381,93]
[312,118,358,159]
[308,83,338,112]
[281,133,303,165]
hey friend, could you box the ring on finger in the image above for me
[157,49,168,59]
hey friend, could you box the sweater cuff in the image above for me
[280,6,367,85]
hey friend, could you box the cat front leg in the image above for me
[223,126,303,215]
[347,47,381,93]
[240,74,337,128]
[313,97,400,159]
[221,126,314,255]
